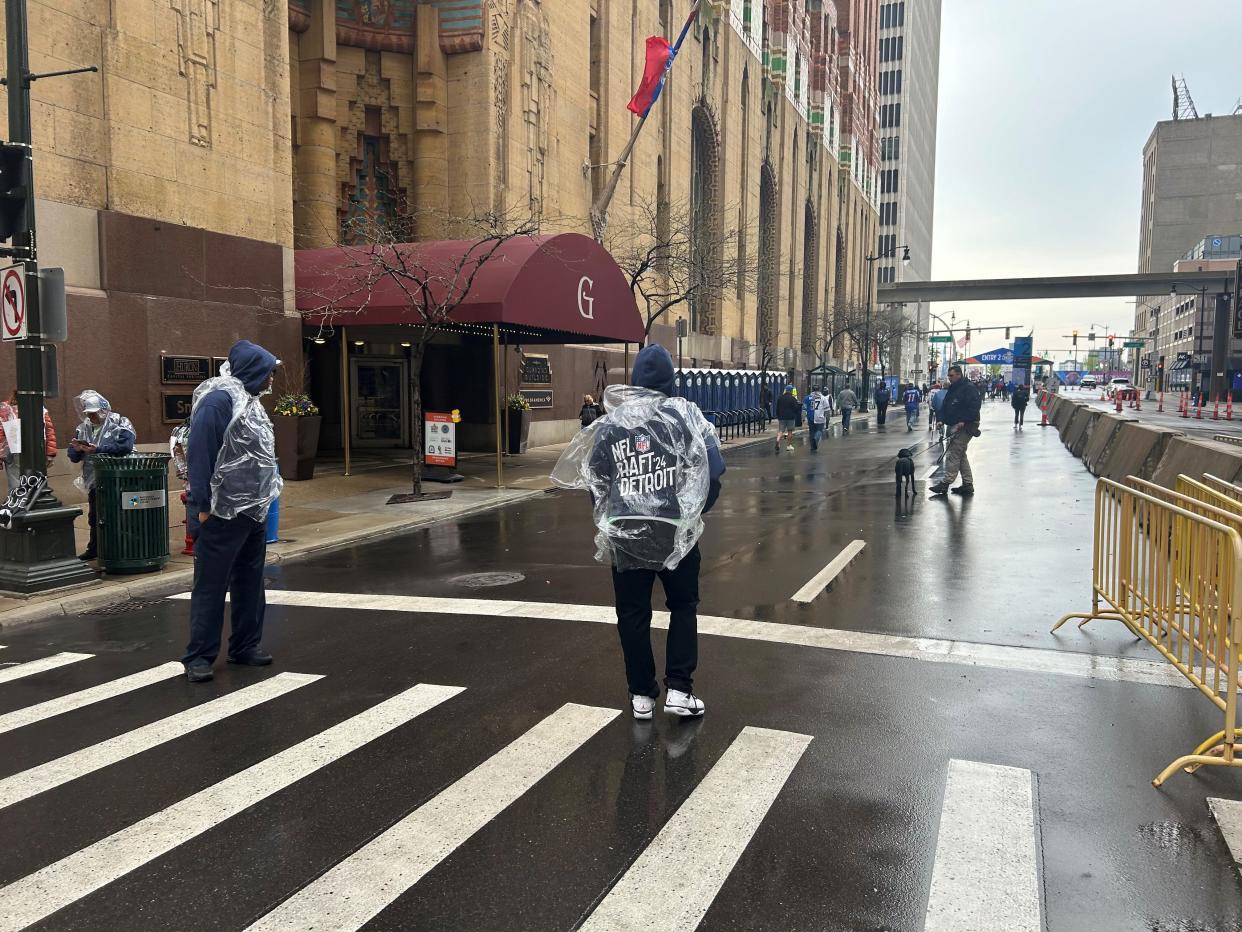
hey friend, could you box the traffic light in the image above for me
[1073,330,1078,347]
[1005,327,1011,340]
[0,143,31,242]
[1108,335,1115,348]
[965,326,971,341]
[1088,331,1096,343]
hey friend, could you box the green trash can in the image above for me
[93,453,172,574]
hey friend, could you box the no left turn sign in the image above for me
[1,264,26,341]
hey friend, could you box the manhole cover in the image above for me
[80,599,167,616]
[449,572,525,588]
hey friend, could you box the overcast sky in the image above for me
[932,0,1242,360]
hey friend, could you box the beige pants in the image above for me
[942,427,974,488]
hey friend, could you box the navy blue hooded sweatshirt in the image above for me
[630,345,725,512]
[187,340,279,515]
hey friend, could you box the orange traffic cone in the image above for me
[1115,392,1123,412]
[1181,393,1189,418]
[1228,394,1234,421]
[1214,395,1221,420]
[1158,391,1164,413]
[1135,391,1141,411]
[1197,394,1204,419]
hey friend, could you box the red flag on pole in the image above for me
[628,36,672,116]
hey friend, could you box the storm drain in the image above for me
[448,572,526,589]
[79,599,166,616]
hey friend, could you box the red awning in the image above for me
[296,232,645,344]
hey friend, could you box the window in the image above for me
[880,103,901,128]
[880,69,902,96]
[880,169,899,194]
[881,136,900,161]
[878,233,897,257]
[880,2,906,28]
[880,201,898,226]
[879,265,896,284]
[880,36,904,62]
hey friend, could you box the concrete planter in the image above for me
[274,415,321,481]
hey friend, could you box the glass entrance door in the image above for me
[351,357,408,447]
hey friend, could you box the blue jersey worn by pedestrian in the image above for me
[903,387,922,411]
[187,340,282,521]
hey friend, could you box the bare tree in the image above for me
[301,204,542,501]
[605,198,759,339]
[818,300,921,384]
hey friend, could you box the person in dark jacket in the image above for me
[182,340,282,683]
[774,385,801,452]
[873,383,891,425]
[67,391,136,560]
[1011,383,1031,428]
[595,345,723,719]
[930,365,982,497]
[579,394,604,428]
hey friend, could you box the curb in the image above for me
[0,488,544,634]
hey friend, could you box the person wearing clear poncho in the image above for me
[552,344,724,721]
[66,390,135,560]
[182,340,283,683]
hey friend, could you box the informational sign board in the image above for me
[928,334,953,343]
[1233,294,1242,340]
[518,388,553,409]
[1011,336,1034,387]
[1,264,27,341]
[1141,358,1152,369]
[161,355,212,384]
[520,354,552,385]
[162,392,195,424]
[424,412,456,467]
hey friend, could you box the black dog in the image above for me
[895,448,915,496]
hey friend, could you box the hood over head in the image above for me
[226,340,280,395]
[631,344,676,397]
[75,390,111,419]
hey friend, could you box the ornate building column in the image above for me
[294,0,338,248]
[412,3,450,236]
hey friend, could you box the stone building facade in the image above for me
[6,0,301,440]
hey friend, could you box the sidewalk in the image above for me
[0,424,785,630]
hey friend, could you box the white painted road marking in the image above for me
[0,683,464,932]
[924,759,1042,932]
[246,703,619,931]
[0,672,320,811]
[791,539,866,602]
[0,662,184,736]
[579,726,811,932]
[0,652,92,685]
[176,591,1195,690]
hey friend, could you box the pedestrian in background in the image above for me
[579,394,604,428]
[873,382,891,425]
[837,385,858,433]
[902,382,922,431]
[1012,382,1030,428]
[930,365,982,497]
[806,388,829,451]
[759,382,772,418]
[183,340,283,683]
[929,382,947,442]
[0,390,58,494]
[552,344,723,720]
[67,391,135,561]
[775,385,801,452]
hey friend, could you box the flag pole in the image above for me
[591,0,701,242]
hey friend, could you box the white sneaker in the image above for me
[786,444,794,451]
[631,694,655,720]
[664,689,705,717]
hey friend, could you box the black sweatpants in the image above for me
[183,515,267,666]
[611,545,700,697]
[876,402,888,425]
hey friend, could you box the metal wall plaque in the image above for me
[161,392,195,424]
[519,389,553,409]
[161,355,211,384]
[520,354,552,385]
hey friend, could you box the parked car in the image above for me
[1080,375,1098,389]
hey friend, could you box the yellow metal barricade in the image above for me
[1203,473,1242,503]
[1054,478,1242,786]
[1176,474,1242,519]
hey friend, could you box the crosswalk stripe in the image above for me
[0,652,92,685]
[0,662,184,737]
[0,683,463,932]
[0,672,320,811]
[579,725,810,932]
[177,590,1194,690]
[924,759,1042,932]
[246,702,619,931]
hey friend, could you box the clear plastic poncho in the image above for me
[72,391,135,492]
[191,364,283,521]
[552,384,715,572]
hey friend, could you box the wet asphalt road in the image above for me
[1,399,1241,931]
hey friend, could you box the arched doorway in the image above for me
[801,202,819,354]
[757,162,778,353]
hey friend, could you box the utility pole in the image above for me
[0,0,97,591]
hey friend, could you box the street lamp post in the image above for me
[862,244,910,411]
